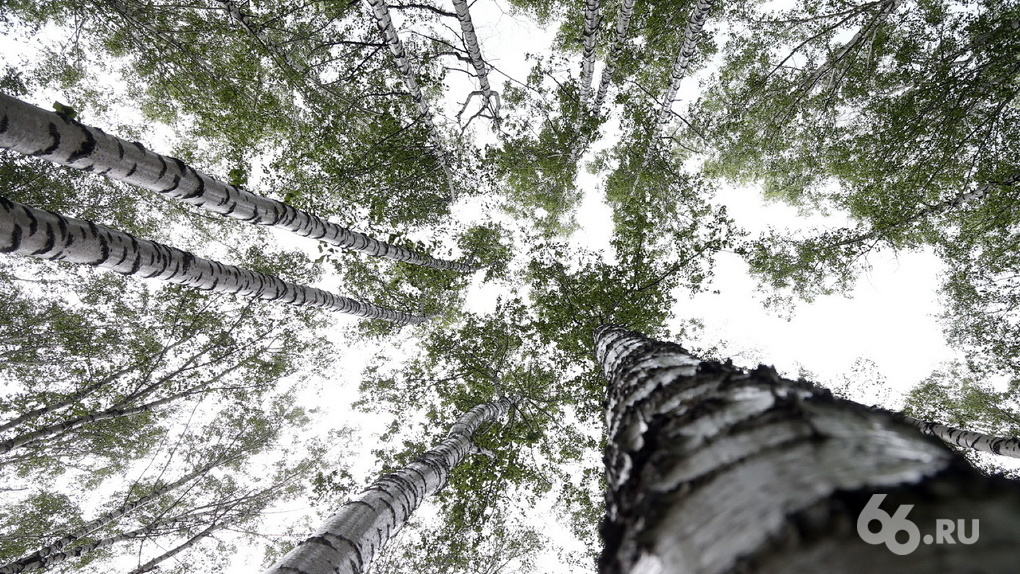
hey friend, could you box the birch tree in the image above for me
[596,324,1020,573]
[364,0,460,201]
[0,195,427,324]
[0,94,474,272]
[265,397,511,574]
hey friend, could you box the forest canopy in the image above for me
[0,0,1018,572]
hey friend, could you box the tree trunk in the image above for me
[364,0,459,201]
[642,0,713,164]
[0,94,473,272]
[265,397,511,574]
[901,414,1020,459]
[451,0,499,119]
[0,195,427,324]
[579,0,601,107]
[592,0,635,115]
[595,324,1020,574]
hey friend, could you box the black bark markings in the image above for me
[1,222,21,253]
[35,123,61,157]
[66,125,97,164]
[0,113,8,134]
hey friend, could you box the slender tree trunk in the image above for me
[579,0,601,108]
[642,0,713,164]
[0,195,427,324]
[596,324,1020,574]
[592,0,635,115]
[901,414,1020,459]
[265,397,511,574]
[364,0,459,201]
[0,458,229,573]
[451,0,499,119]
[0,94,472,272]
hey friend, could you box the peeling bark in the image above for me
[0,195,428,324]
[0,94,473,272]
[596,324,1020,574]
[265,397,511,574]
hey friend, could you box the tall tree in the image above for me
[597,324,1020,573]
[0,94,473,272]
[0,195,427,324]
[265,397,511,574]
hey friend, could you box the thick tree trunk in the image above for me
[901,414,1020,459]
[364,0,459,201]
[592,0,635,115]
[596,324,1020,574]
[0,196,427,324]
[265,397,511,574]
[0,94,473,272]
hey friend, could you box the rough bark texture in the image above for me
[592,0,635,115]
[596,324,1020,574]
[364,0,459,200]
[0,94,472,272]
[265,397,511,574]
[902,414,1020,459]
[0,195,427,324]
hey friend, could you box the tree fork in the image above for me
[265,397,511,574]
[0,195,428,324]
[595,324,1020,574]
[0,94,474,272]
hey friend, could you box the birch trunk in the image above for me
[364,0,459,201]
[0,463,218,573]
[0,94,472,272]
[0,195,427,324]
[596,324,1020,574]
[579,0,601,108]
[901,414,1020,459]
[265,397,511,574]
[642,0,713,164]
[451,0,499,119]
[592,0,635,115]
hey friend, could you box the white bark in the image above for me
[902,414,1020,459]
[364,0,459,200]
[596,324,1020,574]
[592,0,635,115]
[0,94,473,272]
[0,195,428,324]
[451,0,499,119]
[265,397,511,574]
[579,0,601,108]
[642,0,713,165]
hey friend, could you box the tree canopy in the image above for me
[1,0,1018,572]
